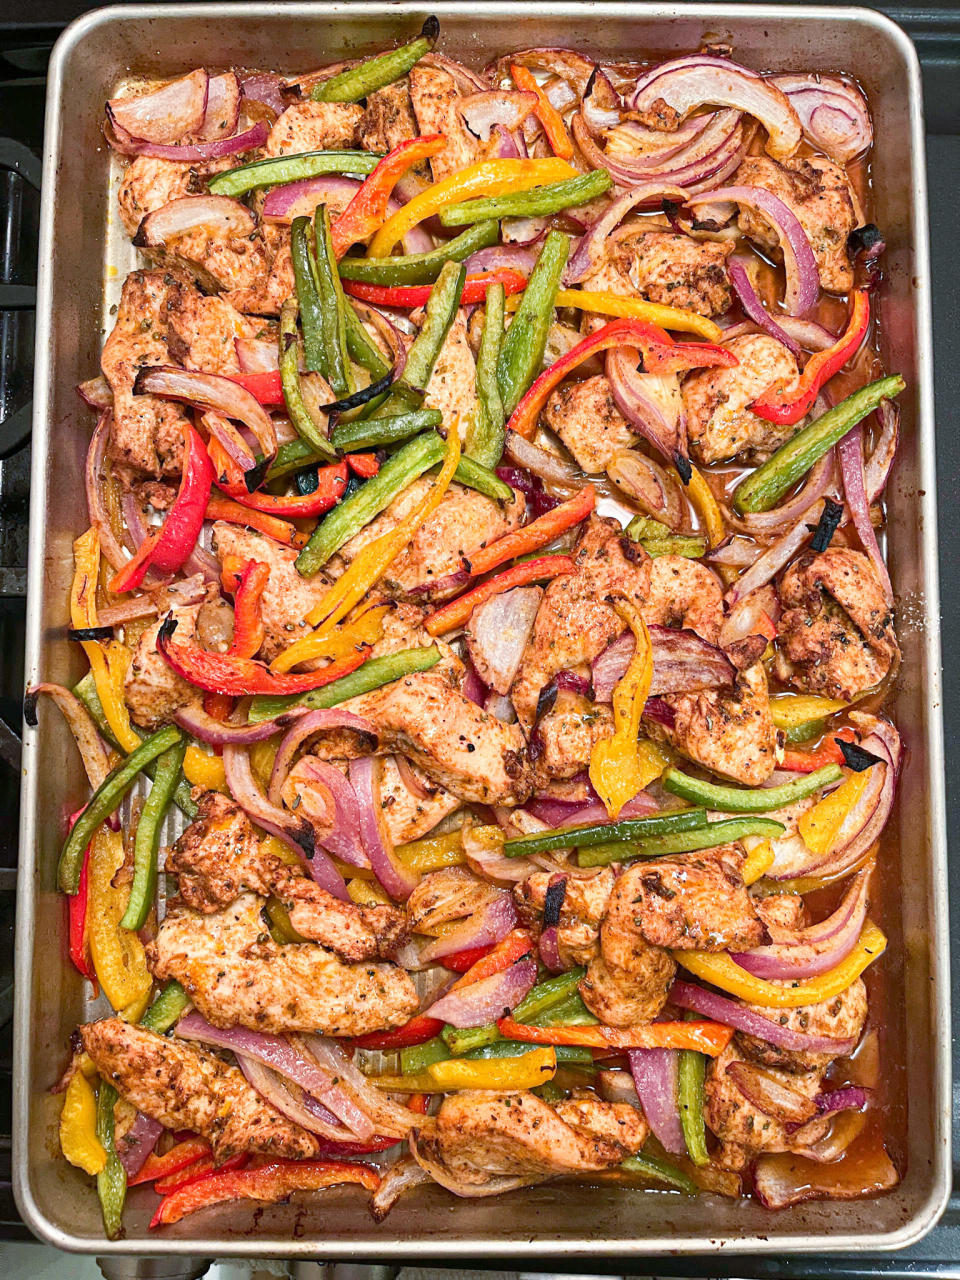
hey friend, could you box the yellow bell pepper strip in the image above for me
[368,157,577,257]
[510,62,575,159]
[497,1016,733,1056]
[589,601,664,818]
[741,839,775,885]
[303,426,461,633]
[771,693,849,730]
[674,921,887,1007]
[87,826,153,1013]
[395,830,466,874]
[506,288,724,342]
[685,464,726,548]
[347,876,393,907]
[429,1047,557,1091]
[182,744,227,792]
[270,604,389,674]
[60,1070,107,1176]
[798,769,873,856]
[508,319,737,440]
[96,1081,127,1239]
[332,134,447,258]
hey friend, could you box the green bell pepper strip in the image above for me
[248,644,442,723]
[372,259,465,416]
[279,298,337,460]
[57,725,183,894]
[578,816,786,868]
[535,1080,566,1103]
[311,16,439,103]
[621,1152,698,1194]
[453,455,513,503]
[338,221,498,287]
[96,1081,127,1239]
[290,216,327,374]
[501,808,708,859]
[72,673,196,819]
[784,718,826,745]
[440,1023,500,1056]
[497,230,569,416]
[207,150,380,198]
[140,980,190,1034]
[119,738,187,931]
[530,992,599,1028]
[311,204,353,398]
[678,1013,709,1167]
[331,408,443,452]
[400,1036,450,1075]
[440,968,587,1055]
[732,374,906,514]
[466,1040,594,1065]
[266,438,326,484]
[626,515,708,560]
[661,763,843,814]
[467,281,506,469]
[344,300,391,380]
[439,170,613,227]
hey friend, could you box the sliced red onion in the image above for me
[235,336,280,374]
[262,174,363,223]
[770,74,872,164]
[525,791,659,830]
[302,1034,420,1139]
[555,669,591,697]
[466,585,542,696]
[565,182,687,284]
[738,450,836,536]
[644,696,676,730]
[279,758,370,870]
[708,538,763,569]
[133,194,256,249]
[690,185,818,315]
[25,682,113,791]
[727,1059,818,1125]
[240,72,286,118]
[464,244,538,276]
[174,702,310,746]
[267,709,377,806]
[116,1112,163,1179]
[727,257,801,356]
[423,51,492,94]
[223,742,349,900]
[538,926,563,973]
[85,411,128,573]
[592,625,735,704]
[605,361,686,473]
[458,90,537,141]
[78,375,112,410]
[489,124,522,160]
[730,870,869,980]
[725,500,825,606]
[484,690,518,724]
[426,957,537,1027]
[119,490,166,585]
[754,1139,898,1209]
[812,1084,871,1118]
[669,981,858,1055]
[348,756,419,900]
[461,657,487,707]
[106,117,269,162]
[237,1055,351,1141]
[630,56,801,161]
[838,421,893,604]
[371,1156,431,1222]
[417,892,518,964]
[628,1048,685,1155]
[395,753,432,801]
[864,400,899,504]
[107,70,209,145]
[135,365,277,464]
[502,217,548,245]
[405,568,470,601]
[572,110,745,194]
[580,66,623,132]
[504,430,582,490]
[775,316,839,352]
[199,72,240,140]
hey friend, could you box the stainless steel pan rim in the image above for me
[14,1,949,1257]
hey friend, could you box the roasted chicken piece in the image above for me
[532,691,615,780]
[375,753,462,845]
[410,1090,642,1196]
[147,893,419,1037]
[735,154,862,293]
[357,78,420,154]
[683,334,801,465]
[774,549,899,700]
[580,944,677,1027]
[263,99,364,154]
[423,310,479,438]
[554,1092,649,1153]
[211,522,335,661]
[168,793,408,961]
[582,228,733,316]
[164,290,262,375]
[514,867,616,967]
[80,1018,320,1162]
[736,978,868,1074]
[124,604,203,729]
[408,63,480,182]
[117,155,236,237]
[642,553,725,645]
[540,375,636,474]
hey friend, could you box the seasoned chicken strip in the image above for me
[514,867,616,966]
[377,753,462,844]
[736,978,867,1074]
[642,553,724,645]
[263,100,364,155]
[408,64,480,182]
[554,1093,649,1153]
[580,946,676,1027]
[357,79,420,154]
[80,1018,320,1162]
[117,155,236,238]
[164,290,261,375]
[423,310,480,438]
[774,549,899,700]
[683,334,801,465]
[147,894,419,1037]
[124,604,202,729]
[541,375,637,474]
[532,691,615,780]
[582,229,733,316]
[168,793,408,960]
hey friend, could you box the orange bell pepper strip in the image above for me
[752,291,870,427]
[228,559,270,659]
[154,1152,248,1196]
[510,63,574,160]
[781,727,857,774]
[462,488,595,579]
[331,134,447,258]
[425,554,575,636]
[150,1158,380,1228]
[224,369,284,406]
[128,1136,211,1186]
[205,494,307,549]
[156,618,369,697]
[408,1092,429,1115]
[451,928,534,987]
[342,269,528,310]
[497,1016,734,1056]
[508,318,738,440]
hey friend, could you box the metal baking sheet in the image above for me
[11,1,950,1259]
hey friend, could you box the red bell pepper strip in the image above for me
[348,1012,444,1051]
[408,1093,429,1115]
[205,494,307,549]
[128,1136,211,1186]
[150,1158,381,1228]
[215,465,349,519]
[224,369,284,407]
[463,489,596,579]
[229,559,270,659]
[507,318,738,440]
[752,291,871,427]
[68,836,96,981]
[346,452,380,479]
[442,944,495,972]
[311,1134,404,1157]
[425,554,575,636]
[156,618,370,697]
[781,727,857,774]
[154,1152,248,1196]
[452,928,535,985]
[342,269,528,310]
[496,1016,734,1056]
[510,63,574,160]
[109,423,215,593]
[331,134,447,259]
